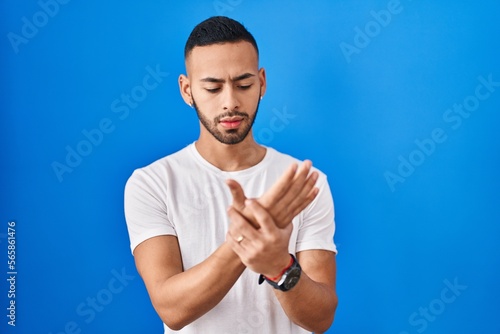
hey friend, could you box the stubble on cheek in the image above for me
[192,94,260,145]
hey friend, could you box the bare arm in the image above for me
[226,199,338,333]
[133,236,244,330]
[275,250,337,333]
[132,161,319,330]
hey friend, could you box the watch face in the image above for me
[284,276,299,290]
[283,267,301,290]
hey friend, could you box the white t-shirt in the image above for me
[124,143,337,334]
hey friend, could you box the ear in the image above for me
[179,74,193,106]
[258,67,267,98]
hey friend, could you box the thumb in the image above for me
[226,179,260,228]
[225,179,247,212]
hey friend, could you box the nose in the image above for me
[221,86,240,111]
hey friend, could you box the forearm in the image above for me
[153,242,245,330]
[275,272,338,333]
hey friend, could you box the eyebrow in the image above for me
[200,73,255,83]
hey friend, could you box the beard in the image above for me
[192,96,260,145]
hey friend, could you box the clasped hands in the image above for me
[225,161,319,280]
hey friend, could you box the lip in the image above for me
[219,116,243,129]
[220,119,243,129]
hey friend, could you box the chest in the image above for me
[163,171,300,269]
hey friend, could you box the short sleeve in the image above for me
[295,173,337,254]
[124,169,176,254]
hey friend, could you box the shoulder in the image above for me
[127,144,194,180]
[266,147,328,179]
[125,143,196,195]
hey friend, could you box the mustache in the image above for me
[214,111,249,123]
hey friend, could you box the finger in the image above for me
[226,180,261,228]
[286,186,319,221]
[270,162,317,225]
[291,160,313,185]
[226,230,246,258]
[244,199,277,234]
[256,160,316,229]
[276,161,313,209]
[280,170,318,211]
[227,206,261,242]
[226,208,260,264]
[259,162,298,207]
[226,179,247,211]
[286,171,319,211]
[301,170,319,196]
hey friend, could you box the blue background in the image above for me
[1,0,499,333]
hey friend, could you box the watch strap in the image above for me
[258,254,301,291]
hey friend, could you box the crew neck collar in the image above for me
[188,142,272,178]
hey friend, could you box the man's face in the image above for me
[182,41,266,145]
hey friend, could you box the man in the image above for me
[124,16,337,333]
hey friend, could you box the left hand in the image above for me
[226,161,319,229]
[226,199,293,278]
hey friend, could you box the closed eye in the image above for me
[238,85,252,90]
[205,88,221,93]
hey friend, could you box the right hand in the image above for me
[226,160,319,228]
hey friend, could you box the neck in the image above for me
[195,130,266,171]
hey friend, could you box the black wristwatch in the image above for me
[259,254,302,292]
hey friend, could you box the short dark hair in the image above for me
[184,16,259,59]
